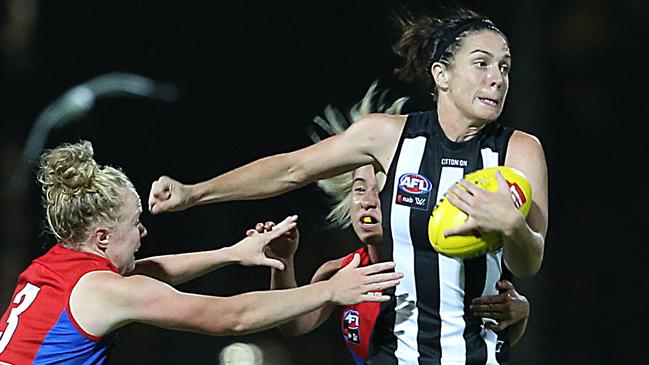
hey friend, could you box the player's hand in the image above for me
[443,171,524,237]
[233,215,298,270]
[246,220,299,260]
[470,280,529,331]
[148,175,194,214]
[326,254,403,305]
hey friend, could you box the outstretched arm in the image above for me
[128,216,297,286]
[252,220,343,336]
[70,254,402,337]
[148,115,405,214]
[274,258,344,336]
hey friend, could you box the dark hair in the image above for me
[392,8,506,99]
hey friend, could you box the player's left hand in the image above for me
[231,215,298,270]
[246,219,300,261]
[470,280,529,331]
[443,171,523,237]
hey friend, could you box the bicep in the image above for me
[505,131,549,237]
[288,114,405,182]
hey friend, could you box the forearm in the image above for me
[207,282,335,336]
[130,247,240,286]
[191,154,306,205]
[503,215,544,277]
[271,258,333,336]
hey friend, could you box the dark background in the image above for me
[1,1,647,364]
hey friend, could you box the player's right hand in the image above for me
[246,220,300,260]
[148,175,193,214]
[327,254,402,305]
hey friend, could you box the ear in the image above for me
[431,62,450,92]
[90,228,111,252]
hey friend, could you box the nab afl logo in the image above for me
[398,173,432,195]
[395,173,432,211]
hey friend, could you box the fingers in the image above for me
[148,176,174,214]
[443,222,477,237]
[470,302,506,317]
[495,170,508,189]
[261,258,286,271]
[472,292,506,305]
[358,293,392,302]
[363,272,404,285]
[496,279,514,292]
[266,215,298,239]
[358,260,395,274]
[344,253,361,270]
[246,229,257,237]
[445,187,473,214]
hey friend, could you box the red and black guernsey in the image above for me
[339,246,381,365]
[0,245,119,365]
[368,111,515,365]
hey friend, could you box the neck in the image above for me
[436,98,488,142]
[366,243,381,263]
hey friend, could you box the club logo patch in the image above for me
[396,173,432,210]
[342,309,361,344]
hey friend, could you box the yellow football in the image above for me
[428,166,532,259]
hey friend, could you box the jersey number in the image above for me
[0,283,41,353]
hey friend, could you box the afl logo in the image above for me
[398,173,432,195]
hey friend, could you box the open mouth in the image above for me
[478,97,500,107]
[360,215,380,227]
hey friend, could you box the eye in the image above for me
[474,60,488,68]
[500,63,511,74]
[354,186,366,193]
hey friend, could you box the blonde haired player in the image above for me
[0,141,402,365]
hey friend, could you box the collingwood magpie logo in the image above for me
[395,173,432,210]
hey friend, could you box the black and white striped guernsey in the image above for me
[367,110,515,365]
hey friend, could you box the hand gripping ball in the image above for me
[428,166,532,259]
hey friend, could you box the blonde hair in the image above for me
[37,140,134,244]
[311,82,407,228]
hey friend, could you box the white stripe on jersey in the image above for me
[391,136,426,363]
[436,167,467,364]
[481,147,501,365]
[480,147,499,169]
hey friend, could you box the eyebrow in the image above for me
[470,49,511,59]
[352,177,367,184]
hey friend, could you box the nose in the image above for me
[139,223,148,238]
[360,191,379,210]
[488,68,504,89]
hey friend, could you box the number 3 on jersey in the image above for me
[0,283,41,353]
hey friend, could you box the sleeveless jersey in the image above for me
[0,244,119,365]
[368,111,515,365]
[339,246,381,365]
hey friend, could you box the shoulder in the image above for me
[311,257,346,283]
[506,130,546,169]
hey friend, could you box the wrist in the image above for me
[218,246,241,265]
[501,210,526,238]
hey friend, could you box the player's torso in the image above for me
[369,111,513,365]
[340,247,382,365]
[0,245,117,365]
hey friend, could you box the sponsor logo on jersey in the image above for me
[396,173,432,210]
[342,309,361,344]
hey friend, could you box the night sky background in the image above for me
[1,1,647,364]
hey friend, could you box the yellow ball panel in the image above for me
[428,166,532,259]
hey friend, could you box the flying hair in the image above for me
[309,81,407,228]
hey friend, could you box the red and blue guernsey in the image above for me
[0,244,119,365]
[339,246,381,365]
